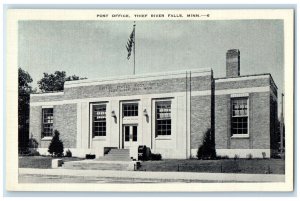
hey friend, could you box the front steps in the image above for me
[62,149,135,171]
[101,149,131,161]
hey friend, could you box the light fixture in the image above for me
[143,108,148,117]
[111,110,116,118]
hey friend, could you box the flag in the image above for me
[126,25,135,60]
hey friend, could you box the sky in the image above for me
[19,20,284,101]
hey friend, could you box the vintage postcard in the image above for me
[6,9,294,191]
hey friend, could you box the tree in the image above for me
[48,130,64,157]
[18,67,33,152]
[37,71,86,92]
[197,128,216,160]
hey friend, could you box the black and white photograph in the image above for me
[6,9,294,191]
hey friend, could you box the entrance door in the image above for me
[123,124,138,148]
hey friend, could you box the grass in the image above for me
[19,156,83,169]
[137,159,285,174]
[19,156,285,174]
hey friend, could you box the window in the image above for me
[124,126,130,141]
[92,104,106,137]
[132,126,137,141]
[123,103,138,117]
[231,98,248,135]
[124,125,137,142]
[42,108,53,137]
[156,101,171,136]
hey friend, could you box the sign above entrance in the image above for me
[99,82,159,93]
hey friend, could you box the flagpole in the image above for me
[126,22,136,75]
[133,22,136,75]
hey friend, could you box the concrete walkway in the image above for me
[19,168,285,183]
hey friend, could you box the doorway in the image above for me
[123,124,138,148]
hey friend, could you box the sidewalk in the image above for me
[19,168,285,183]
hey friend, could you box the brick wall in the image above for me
[31,74,212,103]
[191,76,212,91]
[29,106,42,146]
[214,74,274,154]
[270,94,279,155]
[215,77,270,90]
[31,94,64,103]
[190,95,212,149]
[269,75,279,155]
[226,49,240,78]
[53,104,77,148]
[215,94,230,149]
[215,91,271,151]
[29,104,77,149]
[251,92,270,149]
[64,76,211,100]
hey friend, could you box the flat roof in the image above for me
[64,68,212,88]
[215,73,278,90]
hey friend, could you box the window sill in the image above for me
[41,137,53,141]
[155,136,172,140]
[92,136,106,141]
[231,134,249,139]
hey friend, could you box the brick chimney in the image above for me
[226,49,240,77]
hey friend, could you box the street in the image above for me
[18,168,285,183]
[19,174,214,183]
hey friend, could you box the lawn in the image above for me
[19,156,285,174]
[19,156,83,169]
[137,159,285,174]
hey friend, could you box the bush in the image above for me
[27,136,40,156]
[28,149,40,156]
[48,130,64,157]
[246,153,253,160]
[65,149,72,157]
[216,155,229,160]
[28,137,39,149]
[150,153,162,160]
[86,154,96,159]
[19,137,40,156]
[197,129,216,160]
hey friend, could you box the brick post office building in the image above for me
[29,49,279,159]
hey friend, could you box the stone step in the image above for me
[109,150,130,153]
[103,149,131,161]
[104,154,130,157]
[100,158,132,161]
[109,148,129,151]
[62,160,131,170]
[107,152,130,155]
[105,155,130,158]
[107,151,130,154]
[103,156,131,160]
[104,155,131,158]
